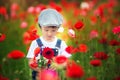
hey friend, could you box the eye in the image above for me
[52,30,56,32]
[45,30,49,31]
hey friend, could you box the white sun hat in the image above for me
[38,8,63,27]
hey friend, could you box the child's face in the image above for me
[41,26,58,41]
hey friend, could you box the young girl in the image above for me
[26,8,71,80]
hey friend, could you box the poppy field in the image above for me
[0,0,120,80]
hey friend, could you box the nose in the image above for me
[47,31,52,36]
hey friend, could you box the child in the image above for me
[26,8,71,80]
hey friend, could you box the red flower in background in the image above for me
[28,29,39,40]
[66,60,84,78]
[116,48,120,55]
[7,50,25,59]
[90,59,102,67]
[20,21,28,28]
[0,75,9,80]
[89,30,98,39]
[78,44,88,53]
[49,2,62,12]
[0,33,6,42]
[54,55,67,64]
[112,26,120,34]
[10,3,19,11]
[74,20,84,29]
[0,6,7,16]
[90,16,97,25]
[19,12,27,20]
[23,32,31,44]
[65,46,74,53]
[113,76,120,80]
[98,37,108,44]
[109,39,120,46]
[86,76,97,80]
[27,6,36,15]
[42,47,54,59]
[93,52,108,60]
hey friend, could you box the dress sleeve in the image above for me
[59,41,71,58]
[26,40,39,59]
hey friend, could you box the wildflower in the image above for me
[34,47,41,56]
[78,44,88,53]
[68,29,76,38]
[0,6,7,16]
[109,39,120,46]
[42,47,54,59]
[0,75,9,80]
[29,61,38,69]
[89,30,98,39]
[116,48,120,55]
[20,21,28,28]
[90,59,102,67]
[112,26,120,34]
[10,3,19,11]
[65,46,74,53]
[74,20,84,29]
[54,55,67,64]
[7,50,25,59]
[49,2,62,12]
[86,76,97,80]
[113,76,120,80]
[0,33,6,42]
[93,52,108,60]
[98,37,108,44]
[66,60,84,78]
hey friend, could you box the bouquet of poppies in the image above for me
[29,47,55,69]
[29,47,85,80]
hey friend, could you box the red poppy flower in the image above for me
[7,50,25,59]
[34,47,41,56]
[66,60,84,78]
[42,47,54,59]
[49,2,62,12]
[0,6,7,16]
[0,33,6,42]
[89,30,98,39]
[29,61,38,69]
[0,75,9,80]
[86,76,97,80]
[54,56,67,64]
[28,29,39,40]
[23,32,31,44]
[90,16,97,25]
[112,26,120,34]
[74,20,84,29]
[20,21,28,28]
[65,46,74,54]
[90,59,102,67]
[113,76,120,80]
[19,12,27,20]
[78,44,88,53]
[98,37,108,44]
[116,48,120,55]
[109,39,120,46]
[93,52,108,60]
[10,3,19,11]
